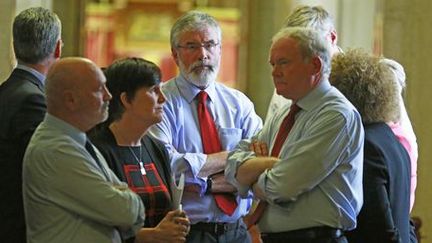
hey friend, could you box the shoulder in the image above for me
[363,123,408,160]
[27,127,82,161]
[160,78,180,98]
[143,134,168,156]
[88,126,117,152]
[0,82,43,99]
[364,123,399,148]
[319,87,361,123]
[215,82,250,100]
[213,82,257,113]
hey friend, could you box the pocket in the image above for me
[219,128,242,150]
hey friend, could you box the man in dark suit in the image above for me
[331,50,415,243]
[0,7,62,242]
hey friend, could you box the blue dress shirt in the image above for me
[226,80,364,232]
[149,75,262,223]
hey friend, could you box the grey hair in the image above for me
[13,7,61,64]
[170,10,221,47]
[380,58,406,91]
[272,27,332,79]
[284,5,335,38]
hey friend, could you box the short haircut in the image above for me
[13,7,61,64]
[104,57,161,123]
[330,49,400,123]
[284,5,335,38]
[170,10,221,47]
[272,27,332,79]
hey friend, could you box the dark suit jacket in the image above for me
[347,122,412,243]
[0,68,46,242]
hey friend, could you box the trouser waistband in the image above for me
[261,226,344,240]
[190,219,243,236]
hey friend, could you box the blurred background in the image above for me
[1,0,431,241]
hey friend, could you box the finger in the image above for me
[164,210,176,220]
[260,142,268,155]
[174,217,190,225]
[253,142,261,154]
[249,142,254,151]
[176,236,187,243]
[171,209,184,216]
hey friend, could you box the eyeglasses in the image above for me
[176,42,219,53]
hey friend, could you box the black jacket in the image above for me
[0,68,46,242]
[347,122,412,243]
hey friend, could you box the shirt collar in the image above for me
[16,64,46,85]
[44,113,87,146]
[296,79,332,111]
[175,75,217,103]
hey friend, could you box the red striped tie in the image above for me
[197,91,237,216]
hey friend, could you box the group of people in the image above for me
[0,5,418,243]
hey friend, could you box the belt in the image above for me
[261,226,344,240]
[190,220,241,236]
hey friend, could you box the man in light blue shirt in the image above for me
[149,11,262,243]
[225,27,364,243]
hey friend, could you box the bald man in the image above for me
[22,58,145,243]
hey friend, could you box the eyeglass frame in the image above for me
[176,41,220,53]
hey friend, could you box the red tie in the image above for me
[270,103,301,157]
[246,103,301,228]
[197,91,238,216]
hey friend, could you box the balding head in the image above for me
[45,57,112,132]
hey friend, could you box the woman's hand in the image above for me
[135,210,190,243]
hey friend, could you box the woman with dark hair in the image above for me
[90,57,189,243]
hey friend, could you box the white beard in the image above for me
[178,59,219,88]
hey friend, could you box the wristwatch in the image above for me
[206,177,213,194]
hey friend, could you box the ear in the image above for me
[311,56,322,76]
[120,92,131,109]
[330,30,337,45]
[63,90,78,110]
[171,47,180,66]
[54,39,62,59]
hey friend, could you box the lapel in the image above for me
[142,136,173,197]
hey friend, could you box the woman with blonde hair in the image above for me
[330,49,415,243]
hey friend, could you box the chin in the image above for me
[99,112,109,123]
[155,116,163,123]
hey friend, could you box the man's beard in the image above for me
[178,59,219,88]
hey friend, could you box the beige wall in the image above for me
[0,1,16,82]
[384,0,432,240]
[239,0,293,119]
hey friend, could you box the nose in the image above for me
[156,87,166,104]
[271,65,279,78]
[103,85,112,101]
[197,46,209,60]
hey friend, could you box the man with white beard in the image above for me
[149,11,262,243]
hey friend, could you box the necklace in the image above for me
[111,123,146,175]
[128,146,146,175]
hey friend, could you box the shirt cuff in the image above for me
[226,150,256,198]
[256,169,268,200]
[183,152,208,195]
